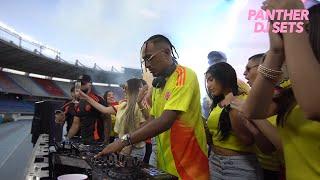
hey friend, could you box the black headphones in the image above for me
[144,35,179,89]
[152,60,177,89]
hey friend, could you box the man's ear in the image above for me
[163,48,171,56]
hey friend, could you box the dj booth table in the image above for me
[25,134,178,180]
[25,134,50,179]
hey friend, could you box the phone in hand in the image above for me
[74,81,81,103]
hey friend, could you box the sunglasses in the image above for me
[141,49,164,66]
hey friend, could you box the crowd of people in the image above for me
[55,1,320,179]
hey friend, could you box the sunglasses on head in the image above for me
[77,80,90,85]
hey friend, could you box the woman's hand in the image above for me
[268,21,285,54]
[79,90,89,100]
[137,85,148,104]
[261,0,304,11]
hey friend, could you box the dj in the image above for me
[66,74,112,145]
[96,35,209,179]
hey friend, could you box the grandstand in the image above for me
[0,25,141,117]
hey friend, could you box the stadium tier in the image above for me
[0,71,124,101]
[0,29,138,115]
[0,71,29,95]
[7,72,52,97]
[32,77,66,97]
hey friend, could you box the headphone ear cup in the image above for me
[152,64,176,88]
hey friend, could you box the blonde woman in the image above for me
[80,78,149,159]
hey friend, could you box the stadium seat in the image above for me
[32,78,66,97]
[0,71,30,95]
[7,73,50,97]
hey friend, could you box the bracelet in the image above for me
[258,69,279,83]
[258,65,282,82]
[259,64,282,75]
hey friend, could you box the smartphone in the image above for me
[74,81,81,103]
[75,81,81,94]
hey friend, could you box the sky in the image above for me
[0,0,318,97]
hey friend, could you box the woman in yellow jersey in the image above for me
[236,1,320,179]
[79,78,150,159]
[103,90,119,143]
[205,62,265,180]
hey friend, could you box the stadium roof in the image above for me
[0,39,141,84]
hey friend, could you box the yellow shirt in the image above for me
[207,95,254,153]
[110,114,117,137]
[114,102,145,148]
[237,78,250,95]
[150,65,209,180]
[255,116,281,171]
[278,105,320,179]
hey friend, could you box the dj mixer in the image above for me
[26,135,178,180]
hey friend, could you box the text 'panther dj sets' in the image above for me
[25,134,177,180]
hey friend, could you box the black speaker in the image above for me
[31,100,64,146]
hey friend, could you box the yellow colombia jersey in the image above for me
[255,116,281,171]
[207,95,254,153]
[150,65,209,180]
[278,105,320,179]
[110,114,117,137]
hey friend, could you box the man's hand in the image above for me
[230,98,245,112]
[95,139,126,158]
[55,112,65,124]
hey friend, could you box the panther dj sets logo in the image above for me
[248,9,309,33]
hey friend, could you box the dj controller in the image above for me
[26,134,178,180]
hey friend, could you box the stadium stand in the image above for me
[0,25,139,116]
[32,77,66,97]
[0,71,29,95]
[7,72,50,97]
[54,81,72,97]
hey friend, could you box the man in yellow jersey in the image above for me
[96,34,209,179]
[244,53,282,180]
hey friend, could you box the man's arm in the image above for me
[96,110,179,157]
[67,116,80,139]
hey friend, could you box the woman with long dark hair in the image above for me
[235,2,320,179]
[103,90,118,143]
[205,62,265,180]
[80,78,149,158]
